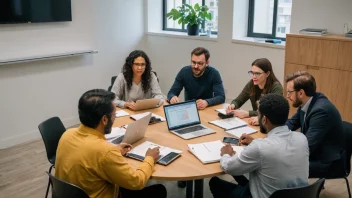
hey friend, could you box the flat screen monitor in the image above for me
[0,0,72,24]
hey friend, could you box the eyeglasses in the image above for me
[286,90,296,96]
[248,71,264,77]
[133,63,146,68]
[191,61,205,67]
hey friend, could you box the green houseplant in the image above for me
[166,3,212,36]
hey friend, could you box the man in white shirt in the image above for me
[209,93,309,198]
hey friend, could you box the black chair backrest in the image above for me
[47,172,89,198]
[269,178,325,198]
[343,121,352,175]
[38,117,66,164]
[108,76,117,92]
[152,71,159,83]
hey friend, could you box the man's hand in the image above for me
[170,96,180,104]
[124,102,136,110]
[239,133,253,146]
[248,116,259,126]
[117,143,133,155]
[145,147,161,163]
[196,99,208,110]
[220,144,236,156]
[226,104,235,113]
[232,110,249,118]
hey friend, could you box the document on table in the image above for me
[115,110,129,118]
[209,117,247,130]
[130,112,166,121]
[225,126,257,139]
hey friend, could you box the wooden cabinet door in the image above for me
[319,68,351,122]
[337,41,352,72]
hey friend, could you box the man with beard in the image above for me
[55,89,167,198]
[209,93,309,198]
[285,71,345,177]
[167,47,225,110]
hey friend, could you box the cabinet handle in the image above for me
[307,66,319,70]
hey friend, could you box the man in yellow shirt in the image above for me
[55,89,167,198]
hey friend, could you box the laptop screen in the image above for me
[164,100,201,130]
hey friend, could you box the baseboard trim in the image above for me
[0,117,80,149]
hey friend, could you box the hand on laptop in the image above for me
[117,143,133,155]
[124,101,136,110]
[239,133,253,146]
[170,96,180,104]
[146,147,161,163]
[196,99,208,110]
[220,144,235,156]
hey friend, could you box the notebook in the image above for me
[188,140,244,164]
[225,126,258,139]
[130,112,166,122]
[209,117,247,130]
[126,141,182,166]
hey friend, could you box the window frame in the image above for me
[162,0,218,35]
[247,0,288,40]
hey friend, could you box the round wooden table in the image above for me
[113,103,264,198]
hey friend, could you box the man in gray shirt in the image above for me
[209,93,309,198]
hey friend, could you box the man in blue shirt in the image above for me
[167,47,225,110]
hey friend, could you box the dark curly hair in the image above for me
[122,50,152,93]
[259,93,289,126]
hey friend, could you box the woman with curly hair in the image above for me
[111,50,164,110]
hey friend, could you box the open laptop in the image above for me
[109,113,152,145]
[133,98,161,111]
[163,100,215,139]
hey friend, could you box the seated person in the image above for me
[226,58,283,125]
[210,93,309,198]
[111,50,165,110]
[167,47,225,110]
[55,89,166,198]
[285,71,345,177]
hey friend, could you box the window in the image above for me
[163,0,218,34]
[248,0,292,39]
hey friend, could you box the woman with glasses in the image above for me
[226,58,283,125]
[111,50,164,110]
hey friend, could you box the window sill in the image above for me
[146,31,218,42]
[232,37,285,50]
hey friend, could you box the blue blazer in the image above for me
[286,92,345,164]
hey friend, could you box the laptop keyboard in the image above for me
[175,125,205,134]
[111,135,124,144]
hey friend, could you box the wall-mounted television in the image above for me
[0,0,72,24]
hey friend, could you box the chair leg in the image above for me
[45,165,54,198]
[344,177,351,198]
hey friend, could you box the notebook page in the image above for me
[209,117,247,130]
[105,127,126,140]
[226,126,257,138]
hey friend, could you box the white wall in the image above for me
[0,0,145,149]
[291,0,352,34]
[143,0,285,106]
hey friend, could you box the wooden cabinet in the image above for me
[285,34,352,122]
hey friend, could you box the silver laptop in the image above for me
[134,98,161,111]
[109,113,152,145]
[163,100,215,139]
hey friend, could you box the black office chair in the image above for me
[323,121,352,198]
[269,178,325,198]
[47,172,89,198]
[38,117,66,198]
[108,76,117,92]
[152,71,159,83]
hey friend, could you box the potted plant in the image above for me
[166,3,212,36]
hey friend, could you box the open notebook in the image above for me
[126,141,182,166]
[225,126,257,139]
[188,140,244,164]
[209,117,247,130]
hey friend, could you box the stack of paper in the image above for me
[130,112,166,121]
[209,117,247,130]
[226,126,257,139]
[188,140,245,164]
[299,28,328,35]
[115,110,129,118]
[105,127,126,140]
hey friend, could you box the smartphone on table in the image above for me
[223,137,239,145]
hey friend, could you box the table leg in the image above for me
[194,179,204,198]
[186,180,193,198]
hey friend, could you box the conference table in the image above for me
[113,103,264,198]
